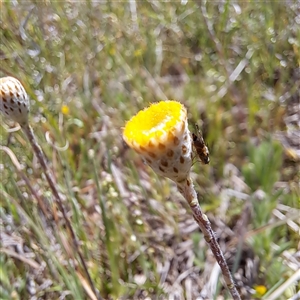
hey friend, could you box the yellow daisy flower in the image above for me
[123,100,193,184]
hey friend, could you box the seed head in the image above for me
[123,101,193,184]
[0,76,30,125]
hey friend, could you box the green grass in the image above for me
[1,1,299,299]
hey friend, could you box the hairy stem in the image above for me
[21,124,101,300]
[177,177,241,300]
[0,145,49,218]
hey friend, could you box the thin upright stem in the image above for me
[21,123,101,300]
[177,177,241,300]
[0,145,49,218]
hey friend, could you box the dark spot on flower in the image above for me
[161,159,168,167]
[159,166,165,173]
[145,158,152,164]
[167,149,174,157]
[148,141,155,148]
[173,136,180,145]
[148,152,156,158]
[158,143,166,150]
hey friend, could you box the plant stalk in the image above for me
[22,124,101,300]
[177,177,241,300]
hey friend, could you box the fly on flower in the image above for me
[192,124,210,164]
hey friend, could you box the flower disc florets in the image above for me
[123,101,193,183]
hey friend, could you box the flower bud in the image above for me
[0,77,30,125]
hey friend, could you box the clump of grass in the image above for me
[0,77,99,299]
[242,140,299,299]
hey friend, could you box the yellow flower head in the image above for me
[123,101,193,183]
[61,104,70,115]
[254,285,267,296]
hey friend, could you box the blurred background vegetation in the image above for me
[0,1,299,299]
